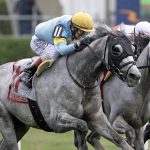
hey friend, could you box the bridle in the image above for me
[66,35,136,89]
[103,36,136,82]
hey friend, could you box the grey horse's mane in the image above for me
[88,23,126,41]
[88,23,113,39]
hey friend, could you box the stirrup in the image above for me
[36,60,53,76]
[104,71,112,81]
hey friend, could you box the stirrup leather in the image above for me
[36,60,53,76]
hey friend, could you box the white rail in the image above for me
[18,141,21,150]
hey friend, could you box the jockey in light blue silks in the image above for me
[114,21,150,59]
[20,11,94,87]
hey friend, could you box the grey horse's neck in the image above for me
[68,37,107,88]
[136,45,150,96]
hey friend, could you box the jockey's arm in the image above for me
[53,37,78,55]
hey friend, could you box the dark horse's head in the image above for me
[88,24,141,87]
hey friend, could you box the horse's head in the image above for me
[90,24,141,87]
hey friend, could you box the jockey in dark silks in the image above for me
[20,11,94,87]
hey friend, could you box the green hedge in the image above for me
[0,37,36,64]
[0,0,11,34]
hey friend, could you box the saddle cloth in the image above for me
[7,58,37,103]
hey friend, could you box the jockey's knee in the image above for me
[44,46,60,60]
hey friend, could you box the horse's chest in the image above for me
[123,107,149,127]
[65,101,84,118]
[123,112,142,128]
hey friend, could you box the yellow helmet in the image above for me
[71,11,94,32]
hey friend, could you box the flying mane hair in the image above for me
[88,23,114,41]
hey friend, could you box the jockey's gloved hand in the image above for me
[74,36,93,52]
[74,42,83,51]
[79,36,92,46]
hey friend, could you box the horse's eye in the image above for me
[112,44,123,56]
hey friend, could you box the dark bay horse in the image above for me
[0,25,141,150]
[87,44,150,150]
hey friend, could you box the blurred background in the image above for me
[0,0,150,149]
[0,0,149,36]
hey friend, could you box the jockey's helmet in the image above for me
[135,21,150,40]
[71,11,94,32]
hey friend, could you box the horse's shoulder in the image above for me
[0,62,14,71]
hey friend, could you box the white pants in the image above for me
[30,35,60,60]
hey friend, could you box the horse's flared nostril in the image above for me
[128,73,141,80]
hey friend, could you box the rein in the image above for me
[138,65,150,69]
[137,58,150,69]
[66,43,104,89]
[137,48,150,70]
[66,34,138,87]
[66,56,98,89]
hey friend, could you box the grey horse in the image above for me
[87,44,150,150]
[0,25,141,150]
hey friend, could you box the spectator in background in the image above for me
[15,0,41,34]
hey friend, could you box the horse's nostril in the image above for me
[128,73,141,80]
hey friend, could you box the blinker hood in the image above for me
[108,36,134,68]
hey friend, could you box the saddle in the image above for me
[36,60,53,76]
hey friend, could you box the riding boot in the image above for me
[20,58,42,87]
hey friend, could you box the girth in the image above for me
[28,98,53,132]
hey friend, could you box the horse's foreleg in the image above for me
[53,112,88,150]
[0,103,18,150]
[0,116,30,150]
[133,128,144,150]
[86,116,135,150]
[87,131,105,150]
[112,116,135,147]
[0,140,7,150]
[86,111,134,150]
[74,130,88,150]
